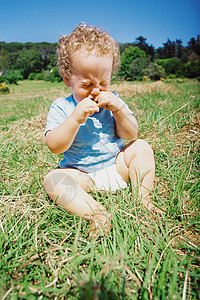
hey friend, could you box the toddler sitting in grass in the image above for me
[44,23,160,238]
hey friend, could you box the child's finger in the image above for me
[96,94,108,107]
[91,96,99,103]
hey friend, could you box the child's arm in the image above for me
[96,92,138,140]
[112,105,138,140]
[46,98,99,154]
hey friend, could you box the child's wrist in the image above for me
[112,105,124,114]
[70,113,82,126]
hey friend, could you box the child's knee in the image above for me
[116,152,130,182]
[43,170,55,192]
[43,169,78,204]
[133,139,154,157]
[123,139,154,168]
[43,169,76,193]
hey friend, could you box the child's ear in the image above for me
[63,75,71,87]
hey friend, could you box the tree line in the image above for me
[0,35,199,84]
[118,35,200,80]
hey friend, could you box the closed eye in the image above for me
[82,83,92,88]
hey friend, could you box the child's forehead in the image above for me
[70,47,111,60]
[69,50,113,80]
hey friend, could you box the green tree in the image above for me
[155,57,181,75]
[188,35,200,55]
[128,57,149,80]
[47,53,57,69]
[15,48,44,78]
[0,75,5,83]
[28,72,37,80]
[49,67,62,82]
[156,39,187,61]
[4,70,23,84]
[162,39,176,58]
[135,36,155,59]
[144,62,166,80]
[119,43,135,55]
[118,46,146,79]
[0,49,12,71]
[175,39,183,58]
[176,60,200,78]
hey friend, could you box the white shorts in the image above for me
[88,164,127,192]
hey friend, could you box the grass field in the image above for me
[0,79,199,299]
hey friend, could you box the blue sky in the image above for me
[0,0,199,48]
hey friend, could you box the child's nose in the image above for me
[91,87,100,97]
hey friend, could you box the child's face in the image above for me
[63,49,113,103]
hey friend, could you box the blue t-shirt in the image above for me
[45,92,133,172]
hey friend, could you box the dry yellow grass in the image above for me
[111,80,178,98]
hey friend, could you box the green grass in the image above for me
[0,79,199,299]
[0,80,70,130]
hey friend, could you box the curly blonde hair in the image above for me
[57,23,120,78]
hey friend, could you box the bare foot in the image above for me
[141,196,166,217]
[89,212,112,239]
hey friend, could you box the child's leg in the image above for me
[116,139,162,213]
[44,169,111,238]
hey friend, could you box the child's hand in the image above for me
[72,97,99,124]
[95,91,122,113]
